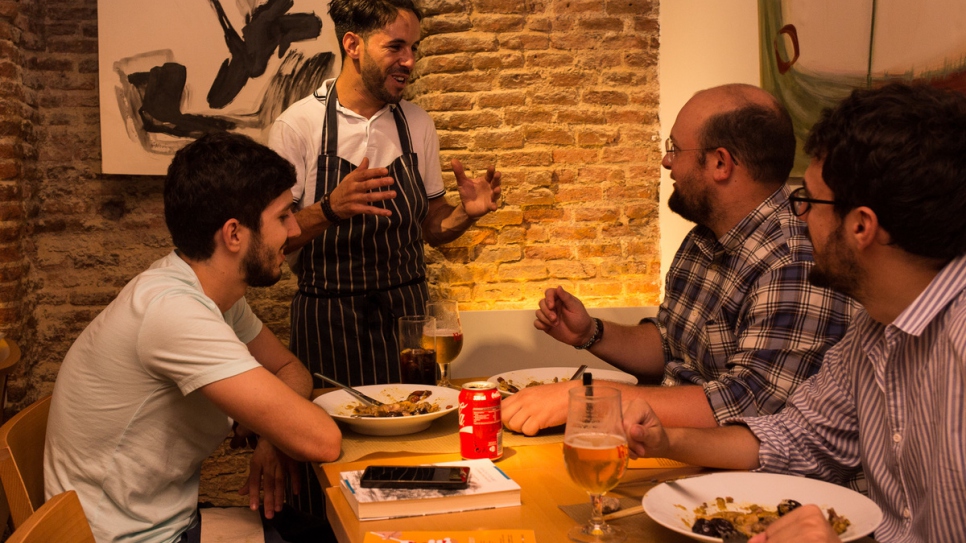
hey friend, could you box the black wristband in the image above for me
[575,317,604,350]
[320,192,344,225]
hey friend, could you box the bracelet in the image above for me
[321,192,344,225]
[575,317,604,350]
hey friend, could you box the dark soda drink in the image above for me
[399,348,437,385]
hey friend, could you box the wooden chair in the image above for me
[5,490,95,543]
[0,395,51,530]
[0,338,22,423]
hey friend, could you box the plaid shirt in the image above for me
[650,184,855,422]
[744,253,966,543]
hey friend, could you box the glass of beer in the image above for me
[563,385,628,543]
[398,316,437,386]
[426,299,463,388]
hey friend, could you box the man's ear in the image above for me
[218,219,245,255]
[343,31,363,60]
[849,206,887,249]
[709,147,736,183]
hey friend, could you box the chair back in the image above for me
[0,338,22,423]
[0,395,52,529]
[5,490,95,543]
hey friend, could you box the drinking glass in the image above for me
[397,315,437,386]
[426,300,463,388]
[563,385,629,543]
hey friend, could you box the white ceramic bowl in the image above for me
[641,471,882,542]
[487,367,638,396]
[313,384,459,436]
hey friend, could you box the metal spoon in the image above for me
[314,373,384,407]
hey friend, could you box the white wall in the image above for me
[658,1,761,283]
[454,307,656,378]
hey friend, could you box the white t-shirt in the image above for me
[268,78,446,208]
[44,251,264,543]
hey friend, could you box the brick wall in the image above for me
[1,0,661,506]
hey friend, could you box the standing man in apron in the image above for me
[269,0,502,388]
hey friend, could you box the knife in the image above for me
[314,373,384,407]
[570,364,588,381]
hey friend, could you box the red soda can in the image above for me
[458,381,503,460]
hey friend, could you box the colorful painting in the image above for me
[759,0,966,176]
[98,0,339,175]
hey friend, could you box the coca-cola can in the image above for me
[458,381,503,460]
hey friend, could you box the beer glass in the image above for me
[426,300,463,388]
[398,316,436,385]
[564,385,628,543]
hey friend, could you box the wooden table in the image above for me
[314,441,701,543]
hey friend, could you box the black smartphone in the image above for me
[359,465,471,490]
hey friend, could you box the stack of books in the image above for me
[339,458,522,520]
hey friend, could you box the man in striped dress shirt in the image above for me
[624,82,966,542]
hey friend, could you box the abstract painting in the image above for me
[98,0,339,175]
[759,0,966,176]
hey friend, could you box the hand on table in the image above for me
[747,504,842,543]
[502,380,581,436]
[327,157,396,220]
[622,399,670,459]
[533,286,595,347]
[239,439,301,518]
[452,159,501,218]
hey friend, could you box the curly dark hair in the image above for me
[163,132,296,261]
[329,0,422,58]
[698,93,796,185]
[804,82,966,262]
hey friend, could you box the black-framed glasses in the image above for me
[664,137,716,162]
[788,186,837,216]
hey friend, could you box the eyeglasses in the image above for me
[664,137,716,162]
[788,186,837,216]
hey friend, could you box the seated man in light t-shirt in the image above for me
[44,132,342,543]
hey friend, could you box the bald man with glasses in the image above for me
[503,84,856,435]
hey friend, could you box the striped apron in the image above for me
[290,84,429,387]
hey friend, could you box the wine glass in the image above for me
[563,385,629,543]
[426,299,463,388]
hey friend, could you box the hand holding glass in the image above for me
[398,316,436,386]
[426,300,463,388]
[564,385,629,543]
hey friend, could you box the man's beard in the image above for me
[361,53,407,105]
[808,222,862,298]
[667,168,714,226]
[242,231,283,288]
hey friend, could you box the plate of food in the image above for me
[641,472,882,542]
[313,384,459,436]
[487,366,638,396]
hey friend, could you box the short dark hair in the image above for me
[805,82,966,262]
[329,0,423,58]
[698,100,796,185]
[164,132,296,261]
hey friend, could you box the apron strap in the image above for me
[321,84,340,158]
[390,104,414,156]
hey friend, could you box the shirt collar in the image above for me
[316,79,394,121]
[890,253,966,336]
[693,184,791,256]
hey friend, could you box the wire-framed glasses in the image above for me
[788,186,837,216]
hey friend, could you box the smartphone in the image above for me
[359,465,471,490]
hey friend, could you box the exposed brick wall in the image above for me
[415,0,663,309]
[3,0,661,507]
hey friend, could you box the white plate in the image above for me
[313,384,459,436]
[487,366,638,396]
[641,472,882,542]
